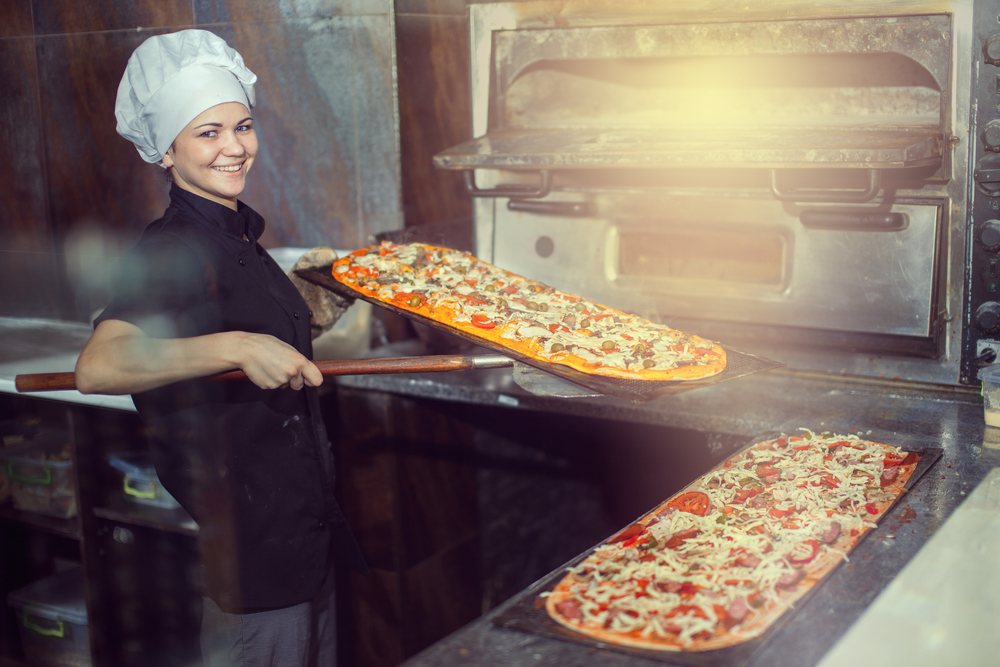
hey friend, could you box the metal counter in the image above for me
[0,317,135,411]
[335,344,998,667]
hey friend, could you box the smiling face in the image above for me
[162,102,257,210]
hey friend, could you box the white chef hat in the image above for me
[115,29,257,166]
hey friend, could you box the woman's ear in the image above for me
[162,150,174,169]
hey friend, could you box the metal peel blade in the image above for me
[512,362,602,398]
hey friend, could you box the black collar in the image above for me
[169,184,266,242]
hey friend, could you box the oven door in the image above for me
[490,193,943,357]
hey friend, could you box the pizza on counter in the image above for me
[331,241,726,382]
[543,430,921,652]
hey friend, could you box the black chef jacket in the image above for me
[96,185,365,612]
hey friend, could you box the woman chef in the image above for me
[75,29,365,666]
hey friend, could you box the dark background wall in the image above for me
[0,0,473,323]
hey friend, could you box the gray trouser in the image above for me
[201,575,336,667]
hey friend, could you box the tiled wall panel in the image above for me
[36,31,169,237]
[1,0,34,38]
[0,36,62,316]
[395,0,465,14]
[193,0,383,23]
[31,0,194,35]
[0,38,47,242]
[355,15,405,244]
[394,12,471,229]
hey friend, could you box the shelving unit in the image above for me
[0,392,202,667]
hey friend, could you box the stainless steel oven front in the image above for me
[436,0,1000,386]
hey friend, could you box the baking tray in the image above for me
[295,265,784,403]
[488,431,943,665]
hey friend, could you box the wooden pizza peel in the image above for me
[13,353,517,393]
[291,264,785,403]
[11,351,610,397]
[14,267,782,400]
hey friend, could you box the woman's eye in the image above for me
[200,130,217,138]
[237,124,253,133]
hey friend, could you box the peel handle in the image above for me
[15,354,514,392]
[210,354,512,381]
[15,373,78,392]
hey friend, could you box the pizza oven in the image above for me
[434,0,1000,386]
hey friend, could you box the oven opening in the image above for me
[506,52,942,132]
[618,229,785,286]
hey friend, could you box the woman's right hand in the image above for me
[232,332,322,390]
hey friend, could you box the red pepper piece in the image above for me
[470,313,496,329]
[609,523,645,544]
[756,464,780,478]
[884,451,920,468]
[666,491,711,516]
[788,539,820,564]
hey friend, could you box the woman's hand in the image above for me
[231,332,322,390]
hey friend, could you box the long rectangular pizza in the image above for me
[542,429,923,652]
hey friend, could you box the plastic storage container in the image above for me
[1,438,77,518]
[979,365,1000,427]
[108,452,181,509]
[0,417,45,504]
[7,566,91,667]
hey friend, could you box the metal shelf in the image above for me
[0,503,81,540]
[92,502,198,537]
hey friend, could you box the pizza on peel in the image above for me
[331,241,726,382]
[543,430,921,651]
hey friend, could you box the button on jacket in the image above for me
[96,185,365,612]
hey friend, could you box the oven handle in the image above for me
[507,199,595,217]
[463,170,552,199]
[799,210,908,231]
[771,169,881,203]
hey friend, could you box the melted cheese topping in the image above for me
[546,430,913,648]
[333,242,724,378]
